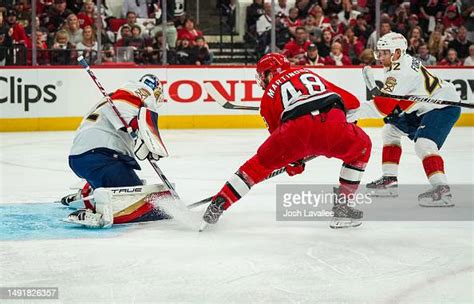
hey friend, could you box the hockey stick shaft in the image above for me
[77,56,178,196]
[378,91,474,109]
[187,156,317,208]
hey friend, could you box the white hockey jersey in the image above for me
[348,54,461,121]
[70,81,156,157]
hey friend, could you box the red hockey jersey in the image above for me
[260,67,360,133]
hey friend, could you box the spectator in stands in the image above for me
[76,25,98,64]
[295,0,312,19]
[463,44,474,66]
[338,0,361,26]
[418,0,446,33]
[407,26,424,55]
[151,31,177,64]
[101,43,116,63]
[327,13,345,40]
[460,0,474,42]
[300,43,325,66]
[256,2,272,36]
[358,48,375,65]
[0,26,13,66]
[276,0,289,17]
[122,0,149,18]
[26,30,49,65]
[282,26,311,64]
[127,24,152,63]
[77,0,95,29]
[64,14,83,46]
[439,48,463,66]
[325,0,345,16]
[353,14,371,45]
[448,26,472,60]
[5,9,28,44]
[428,30,445,60]
[0,10,7,32]
[245,0,264,39]
[51,29,75,65]
[393,5,409,37]
[117,11,144,40]
[177,17,203,46]
[283,7,303,37]
[174,11,187,29]
[406,14,420,33]
[67,0,84,15]
[324,41,351,66]
[176,38,196,64]
[194,36,211,65]
[46,0,73,33]
[442,5,463,31]
[415,43,437,66]
[316,29,333,58]
[26,16,48,38]
[115,24,132,48]
[309,5,329,29]
[13,1,30,23]
[367,21,391,49]
[341,27,364,64]
[305,14,322,42]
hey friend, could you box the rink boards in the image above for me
[0,66,472,131]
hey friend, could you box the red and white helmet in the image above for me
[256,53,290,89]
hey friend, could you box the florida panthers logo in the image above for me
[383,77,397,92]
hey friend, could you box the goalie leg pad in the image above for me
[93,184,171,224]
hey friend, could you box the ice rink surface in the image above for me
[1,127,473,304]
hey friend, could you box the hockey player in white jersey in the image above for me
[350,32,461,207]
[63,74,171,227]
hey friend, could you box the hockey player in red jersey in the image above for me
[202,53,372,229]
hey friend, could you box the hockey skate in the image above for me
[418,185,454,207]
[59,191,81,207]
[200,196,226,231]
[329,188,363,229]
[64,208,113,229]
[366,176,398,197]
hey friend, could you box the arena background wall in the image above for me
[0,66,472,132]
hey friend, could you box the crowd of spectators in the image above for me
[0,0,212,66]
[246,0,474,66]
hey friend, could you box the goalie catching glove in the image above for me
[134,107,169,161]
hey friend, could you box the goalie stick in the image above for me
[187,156,317,209]
[204,82,260,111]
[76,56,177,196]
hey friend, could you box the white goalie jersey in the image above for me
[70,81,156,157]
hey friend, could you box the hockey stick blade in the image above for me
[204,82,260,111]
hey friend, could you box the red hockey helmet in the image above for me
[256,53,290,89]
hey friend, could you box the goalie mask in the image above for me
[139,74,164,110]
